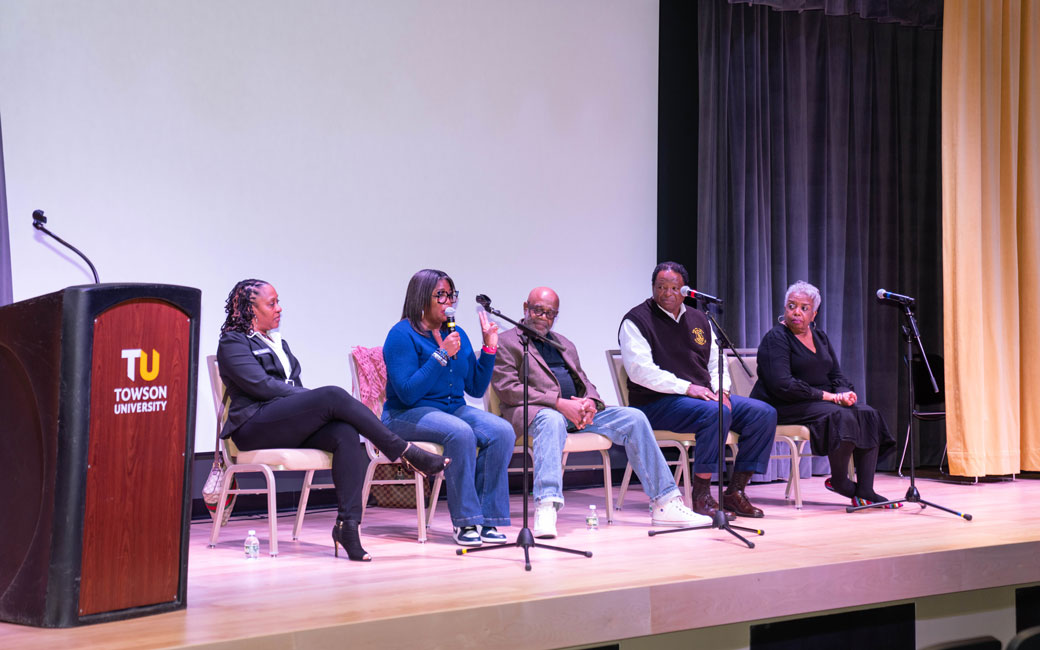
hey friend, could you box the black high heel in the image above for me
[332,519,371,561]
[399,442,450,478]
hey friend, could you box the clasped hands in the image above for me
[823,390,857,406]
[557,396,597,429]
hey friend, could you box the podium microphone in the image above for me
[680,286,723,305]
[31,209,101,284]
[475,294,492,310]
[876,289,915,307]
[445,307,458,359]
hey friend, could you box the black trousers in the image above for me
[231,386,409,521]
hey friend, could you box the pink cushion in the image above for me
[351,345,388,415]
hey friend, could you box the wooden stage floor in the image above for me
[3,473,1039,649]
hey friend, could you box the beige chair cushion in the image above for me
[776,424,811,440]
[651,430,697,444]
[236,447,333,470]
[514,431,613,451]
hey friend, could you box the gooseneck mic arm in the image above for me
[32,209,100,284]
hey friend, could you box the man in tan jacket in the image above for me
[491,286,709,538]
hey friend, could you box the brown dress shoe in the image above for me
[722,489,764,518]
[724,471,765,518]
[692,476,735,522]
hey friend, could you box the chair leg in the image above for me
[777,438,800,509]
[292,469,316,540]
[258,465,279,556]
[427,474,443,526]
[208,467,237,548]
[897,418,913,477]
[616,463,633,510]
[360,460,379,523]
[677,447,692,507]
[414,472,427,543]
[600,450,613,523]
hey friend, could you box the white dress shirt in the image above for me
[251,330,293,379]
[619,301,730,395]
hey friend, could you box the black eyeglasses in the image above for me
[527,305,559,320]
[433,290,460,304]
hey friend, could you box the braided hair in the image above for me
[221,279,269,334]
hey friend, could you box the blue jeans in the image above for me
[637,395,776,475]
[382,404,513,527]
[529,406,681,507]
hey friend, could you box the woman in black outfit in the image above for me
[749,281,897,507]
[217,278,449,560]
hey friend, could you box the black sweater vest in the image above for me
[621,299,712,407]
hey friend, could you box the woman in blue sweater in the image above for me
[382,269,513,547]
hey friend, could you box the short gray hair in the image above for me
[785,281,821,312]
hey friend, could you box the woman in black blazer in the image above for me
[216,278,448,561]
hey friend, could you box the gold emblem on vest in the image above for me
[692,328,707,346]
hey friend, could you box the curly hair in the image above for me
[221,279,269,334]
[785,280,821,312]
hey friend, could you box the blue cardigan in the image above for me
[382,319,495,413]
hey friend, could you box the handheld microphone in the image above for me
[680,286,723,305]
[876,289,915,306]
[444,307,457,359]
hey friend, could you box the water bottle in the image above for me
[586,504,599,531]
[244,530,260,559]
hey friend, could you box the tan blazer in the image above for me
[491,325,604,435]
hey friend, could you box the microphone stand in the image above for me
[458,301,592,570]
[848,303,971,519]
[32,210,100,283]
[649,298,764,548]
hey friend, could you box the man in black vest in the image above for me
[619,262,776,518]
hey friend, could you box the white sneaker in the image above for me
[533,502,558,539]
[651,496,712,527]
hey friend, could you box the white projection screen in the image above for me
[0,1,660,452]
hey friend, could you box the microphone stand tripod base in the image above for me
[845,485,973,520]
[648,509,763,548]
[457,526,592,572]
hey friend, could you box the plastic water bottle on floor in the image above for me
[244,530,260,559]
[586,504,599,531]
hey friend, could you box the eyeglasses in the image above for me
[433,290,460,304]
[527,305,559,320]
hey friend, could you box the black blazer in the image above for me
[216,330,307,438]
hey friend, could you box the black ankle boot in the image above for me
[400,442,450,477]
[332,519,371,561]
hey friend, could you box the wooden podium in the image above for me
[0,284,201,627]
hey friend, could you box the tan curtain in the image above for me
[942,0,1040,476]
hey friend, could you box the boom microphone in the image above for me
[680,286,723,305]
[876,289,915,306]
[475,294,492,309]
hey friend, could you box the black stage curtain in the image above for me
[659,0,944,467]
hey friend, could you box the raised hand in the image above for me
[478,308,499,349]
